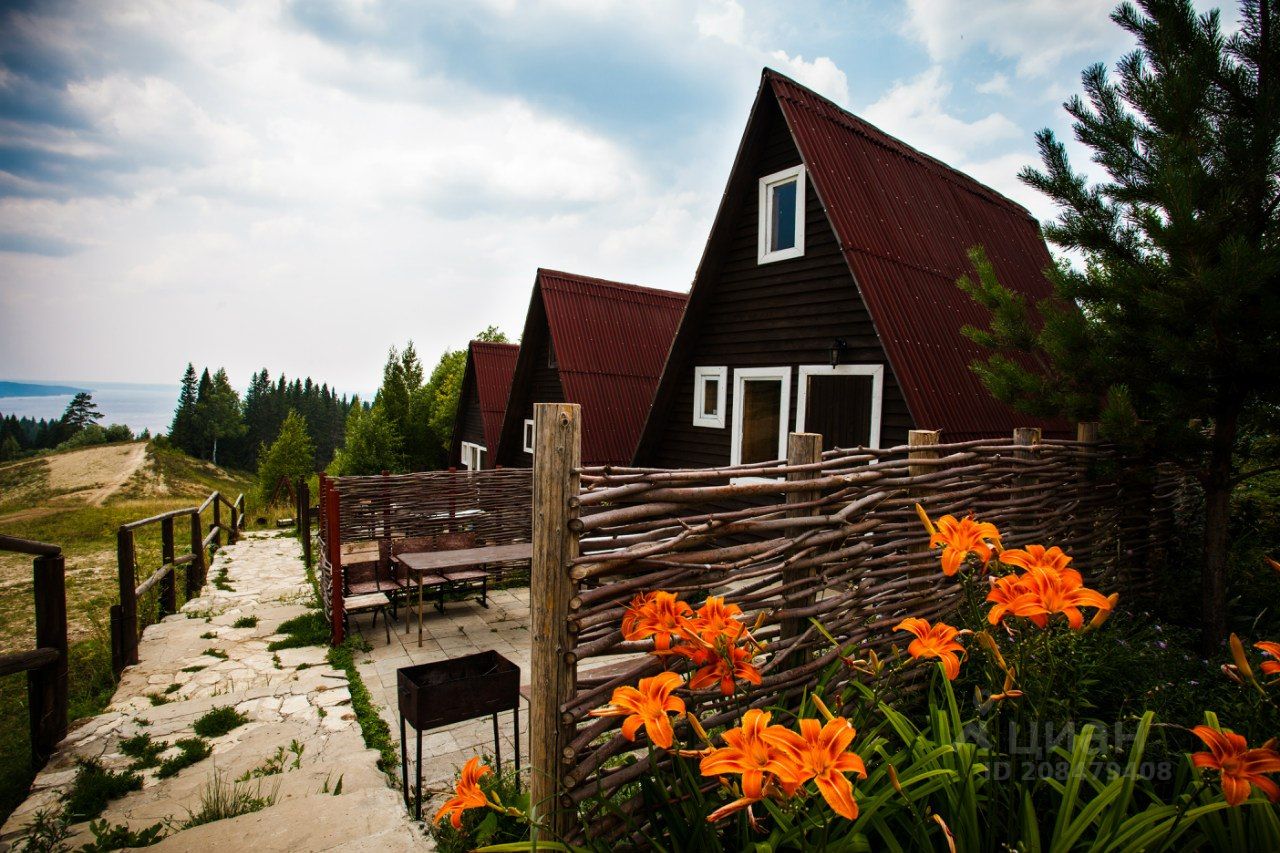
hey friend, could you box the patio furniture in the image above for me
[398,650,521,820]
[343,592,392,644]
[346,540,408,619]
[432,532,490,609]
[395,542,533,646]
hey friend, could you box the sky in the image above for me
[0,0,1242,396]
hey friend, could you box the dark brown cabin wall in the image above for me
[460,382,485,447]
[646,98,912,469]
[503,323,564,469]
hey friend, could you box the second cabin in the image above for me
[450,340,519,471]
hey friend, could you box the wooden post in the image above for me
[299,479,312,567]
[30,552,67,765]
[188,510,206,599]
[1076,422,1099,443]
[381,470,391,543]
[116,527,139,667]
[907,430,940,478]
[780,433,822,667]
[529,403,580,839]
[1013,427,1042,453]
[326,483,344,646]
[212,496,223,550]
[158,516,176,618]
[230,496,242,543]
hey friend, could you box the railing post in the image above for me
[229,496,241,544]
[116,526,139,668]
[908,429,940,478]
[1076,422,1100,444]
[299,479,312,567]
[30,552,67,765]
[159,516,176,618]
[327,483,345,646]
[530,403,580,839]
[780,432,822,668]
[213,495,223,550]
[188,510,206,598]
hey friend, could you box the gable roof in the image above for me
[767,69,1065,437]
[467,341,519,452]
[502,269,687,465]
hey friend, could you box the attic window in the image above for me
[523,419,535,454]
[758,165,806,264]
[693,366,726,428]
[460,442,485,471]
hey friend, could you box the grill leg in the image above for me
[513,703,521,783]
[415,725,423,821]
[400,716,409,811]
[493,712,501,772]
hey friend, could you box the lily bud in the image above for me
[1221,663,1244,685]
[976,631,1008,672]
[1266,555,1280,574]
[915,502,937,536]
[811,694,836,723]
[1230,633,1257,684]
[932,814,957,853]
[685,710,712,746]
[1085,594,1119,633]
[887,763,904,795]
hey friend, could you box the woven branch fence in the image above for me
[316,468,532,644]
[527,404,1187,840]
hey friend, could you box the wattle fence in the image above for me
[525,404,1185,839]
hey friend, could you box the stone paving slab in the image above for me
[0,532,428,852]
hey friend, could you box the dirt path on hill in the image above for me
[45,441,148,506]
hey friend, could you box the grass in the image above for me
[192,706,248,738]
[119,734,166,770]
[202,648,229,660]
[62,759,142,823]
[327,638,397,779]
[231,615,257,629]
[267,611,329,651]
[180,772,276,829]
[155,737,212,779]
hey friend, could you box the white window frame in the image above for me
[523,419,535,454]
[692,366,727,428]
[730,367,792,469]
[460,441,485,471]
[795,364,885,449]
[757,164,806,264]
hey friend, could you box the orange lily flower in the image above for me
[1255,641,1280,681]
[930,514,1002,576]
[700,709,805,821]
[434,756,491,829]
[894,617,966,680]
[682,642,763,696]
[1190,726,1280,806]
[997,566,1112,630]
[999,544,1072,575]
[622,591,693,651]
[768,717,867,820]
[985,574,1028,626]
[588,671,686,748]
[687,596,747,644]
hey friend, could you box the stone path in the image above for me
[0,532,428,852]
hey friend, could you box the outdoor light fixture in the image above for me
[830,338,847,367]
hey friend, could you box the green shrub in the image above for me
[231,616,258,629]
[155,738,211,779]
[192,707,248,738]
[62,760,141,823]
[267,611,329,651]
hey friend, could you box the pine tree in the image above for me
[194,368,245,465]
[256,410,316,504]
[957,0,1280,650]
[328,406,403,475]
[170,364,200,455]
[60,392,102,439]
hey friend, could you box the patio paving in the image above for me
[347,586,531,813]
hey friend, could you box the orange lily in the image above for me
[999,544,1072,575]
[930,514,1002,576]
[768,717,867,820]
[1190,726,1280,806]
[895,617,966,680]
[683,642,763,696]
[700,709,805,821]
[1255,641,1280,681]
[997,566,1113,630]
[985,574,1028,626]
[588,671,686,748]
[434,756,491,829]
[622,591,693,651]
[687,596,747,644]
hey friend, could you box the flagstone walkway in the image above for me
[0,532,429,852]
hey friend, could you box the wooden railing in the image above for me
[111,491,244,675]
[295,478,316,567]
[0,534,68,767]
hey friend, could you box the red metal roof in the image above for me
[769,70,1070,438]
[538,270,687,464]
[469,341,519,452]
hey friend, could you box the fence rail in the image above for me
[111,491,244,675]
[0,534,68,767]
[527,404,1183,839]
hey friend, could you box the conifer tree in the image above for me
[958,0,1280,649]
[60,392,102,439]
[170,364,199,454]
[257,410,315,504]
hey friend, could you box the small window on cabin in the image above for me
[461,442,485,471]
[692,366,727,428]
[758,165,806,264]
[523,419,535,454]
[731,367,791,468]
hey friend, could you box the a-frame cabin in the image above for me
[494,269,686,467]
[449,340,519,470]
[634,69,1066,469]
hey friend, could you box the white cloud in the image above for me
[976,73,1012,96]
[769,50,850,105]
[695,0,745,45]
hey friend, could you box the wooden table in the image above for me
[394,543,533,647]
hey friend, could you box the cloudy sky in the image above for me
[0,0,1241,395]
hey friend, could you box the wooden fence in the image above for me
[0,534,67,768]
[111,491,245,675]
[317,468,533,645]
[526,404,1183,838]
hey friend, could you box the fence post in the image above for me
[530,403,580,839]
[158,516,176,618]
[116,526,139,668]
[1076,422,1099,444]
[299,479,312,567]
[213,496,223,550]
[908,429,940,478]
[188,510,206,599]
[30,552,67,765]
[780,432,822,668]
[230,496,241,544]
[327,483,345,646]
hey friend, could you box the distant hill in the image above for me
[0,380,85,398]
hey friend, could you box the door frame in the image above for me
[795,364,884,449]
